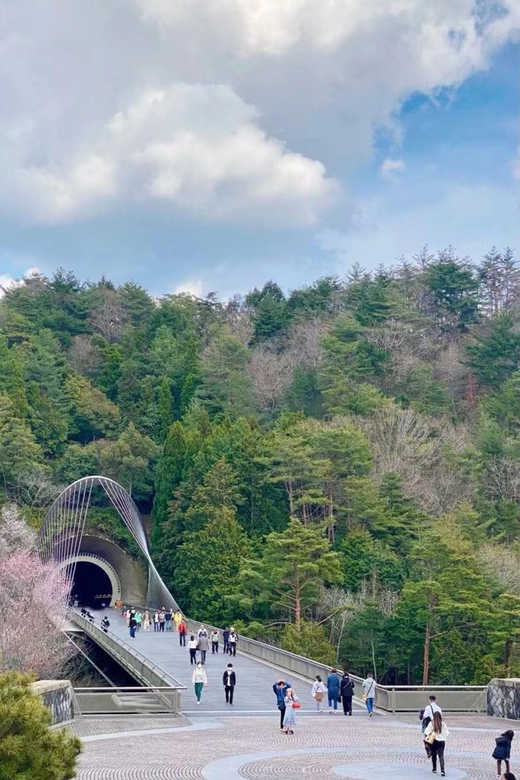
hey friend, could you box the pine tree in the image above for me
[0,672,81,780]
[152,422,188,546]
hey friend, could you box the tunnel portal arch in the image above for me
[38,476,178,610]
[59,553,122,607]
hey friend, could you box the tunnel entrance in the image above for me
[67,562,113,609]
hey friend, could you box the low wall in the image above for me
[488,678,520,719]
[32,680,75,725]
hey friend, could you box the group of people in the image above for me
[187,625,238,664]
[310,670,374,716]
[421,694,517,778]
[190,662,237,705]
[122,606,184,635]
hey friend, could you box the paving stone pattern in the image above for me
[76,712,520,779]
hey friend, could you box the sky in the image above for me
[0,0,519,298]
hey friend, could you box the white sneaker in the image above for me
[197,701,200,705]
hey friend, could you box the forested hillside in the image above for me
[3,246,520,685]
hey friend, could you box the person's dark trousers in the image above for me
[223,639,229,654]
[342,696,352,715]
[430,741,445,773]
[229,644,236,656]
[279,704,286,729]
[179,633,186,646]
[160,622,165,632]
[225,685,234,704]
[189,649,197,665]
[212,641,218,654]
[201,650,207,664]
[129,626,135,638]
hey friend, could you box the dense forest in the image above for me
[3,246,520,685]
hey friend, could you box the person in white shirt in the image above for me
[211,629,220,654]
[192,662,208,704]
[188,635,198,665]
[311,675,326,712]
[422,694,442,727]
[424,711,449,776]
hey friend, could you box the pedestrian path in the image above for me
[94,609,333,714]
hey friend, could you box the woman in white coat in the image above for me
[192,662,208,704]
[424,711,449,777]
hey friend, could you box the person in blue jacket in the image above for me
[273,678,291,730]
[493,730,514,777]
[327,668,341,713]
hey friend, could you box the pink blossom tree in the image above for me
[0,505,73,678]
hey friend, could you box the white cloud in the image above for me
[174,279,205,297]
[0,0,518,230]
[0,267,42,297]
[0,83,337,226]
[380,158,405,178]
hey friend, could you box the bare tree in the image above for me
[479,543,520,596]
[285,319,326,368]
[249,347,293,413]
[90,288,126,342]
[68,335,100,377]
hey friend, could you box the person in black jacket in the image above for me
[223,663,236,704]
[493,730,514,776]
[340,672,355,715]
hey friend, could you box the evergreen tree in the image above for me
[152,422,187,546]
[0,672,81,780]
[0,395,43,493]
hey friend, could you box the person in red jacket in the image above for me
[178,618,188,647]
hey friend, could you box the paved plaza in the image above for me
[72,710,519,779]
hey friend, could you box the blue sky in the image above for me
[0,1,519,298]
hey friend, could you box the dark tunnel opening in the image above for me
[67,561,113,609]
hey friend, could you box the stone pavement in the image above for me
[74,710,520,779]
[94,609,324,714]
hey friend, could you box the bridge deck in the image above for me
[94,610,326,715]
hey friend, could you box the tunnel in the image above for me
[67,561,113,609]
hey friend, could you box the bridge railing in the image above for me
[184,617,487,713]
[69,610,185,712]
[74,686,182,715]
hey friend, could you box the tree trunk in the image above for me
[422,618,431,685]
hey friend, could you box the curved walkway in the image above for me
[94,609,319,713]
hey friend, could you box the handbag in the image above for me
[292,701,301,709]
[425,731,436,745]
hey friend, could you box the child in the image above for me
[493,730,514,777]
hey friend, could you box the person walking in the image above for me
[135,610,142,633]
[327,668,341,713]
[159,609,166,632]
[178,617,187,646]
[198,631,209,664]
[223,663,236,704]
[311,675,325,712]
[153,611,160,632]
[340,672,355,716]
[165,609,172,631]
[362,672,376,717]
[223,627,230,655]
[198,624,208,638]
[101,616,110,633]
[424,711,449,776]
[273,679,291,730]
[174,609,183,629]
[282,687,299,734]
[129,614,137,639]
[188,635,198,665]
[211,628,220,654]
[143,610,151,632]
[192,662,208,704]
[493,730,514,777]
[421,694,442,755]
[228,628,237,656]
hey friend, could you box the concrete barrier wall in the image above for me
[186,618,487,713]
[488,678,520,719]
[33,680,75,725]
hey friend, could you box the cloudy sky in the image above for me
[0,0,519,296]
